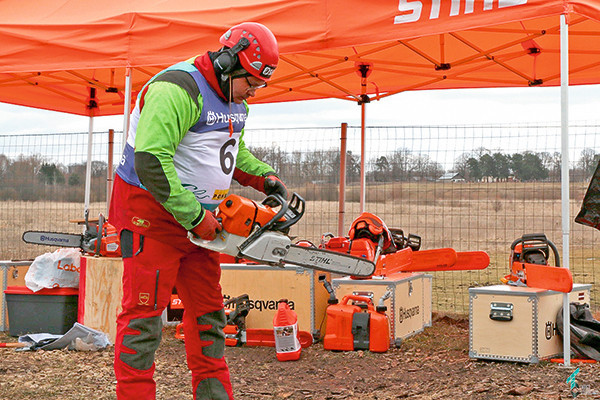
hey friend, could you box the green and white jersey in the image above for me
[116,59,274,230]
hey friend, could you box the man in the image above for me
[109,22,287,400]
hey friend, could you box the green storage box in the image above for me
[4,286,78,336]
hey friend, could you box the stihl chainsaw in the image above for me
[22,212,121,257]
[188,193,376,277]
[501,233,573,293]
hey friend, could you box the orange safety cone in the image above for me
[273,299,301,361]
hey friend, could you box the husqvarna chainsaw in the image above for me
[188,193,376,277]
[22,212,121,257]
[500,233,573,293]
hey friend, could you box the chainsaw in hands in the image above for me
[188,193,375,277]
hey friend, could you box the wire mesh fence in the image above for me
[0,123,598,314]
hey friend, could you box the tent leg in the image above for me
[106,129,114,217]
[339,123,347,236]
[360,102,366,213]
[560,13,571,368]
[84,113,94,223]
[357,63,371,214]
[122,68,132,152]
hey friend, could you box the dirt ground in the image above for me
[0,313,599,400]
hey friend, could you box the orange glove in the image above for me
[190,210,222,241]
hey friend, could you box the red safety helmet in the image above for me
[220,22,279,81]
[348,212,394,251]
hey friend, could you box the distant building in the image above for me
[437,172,465,182]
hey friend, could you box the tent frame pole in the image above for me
[360,101,366,212]
[106,128,114,217]
[122,67,132,152]
[357,64,371,213]
[84,112,94,223]
[560,13,571,368]
[338,123,347,236]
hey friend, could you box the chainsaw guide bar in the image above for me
[23,231,84,248]
[283,244,375,277]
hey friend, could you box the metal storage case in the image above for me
[332,272,432,346]
[469,284,592,363]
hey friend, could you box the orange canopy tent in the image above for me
[0,0,599,116]
[1,0,598,365]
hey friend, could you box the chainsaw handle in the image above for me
[239,192,305,253]
[547,239,561,267]
[510,233,547,250]
[274,192,305,232]
[260,193,289,230]
[96,213,105,256]
[510,233,561,267]
[340,294,374,310]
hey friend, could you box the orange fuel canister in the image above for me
[323,295,368,351]
[369,306,391,353]
[323,294,391,352]
[273,299,302,361]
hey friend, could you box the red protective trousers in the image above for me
[110,175,233,400]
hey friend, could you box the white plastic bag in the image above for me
[25,248,81,292]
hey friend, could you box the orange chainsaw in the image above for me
[501,233,573,293]
[189,193,376,277]
[22,212,121,257]
[320,212,490,278]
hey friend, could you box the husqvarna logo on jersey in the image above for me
[394,0,527,24]
[206,111,247,126]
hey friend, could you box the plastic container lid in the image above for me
[4,286,79,296]
[273,300,297,325]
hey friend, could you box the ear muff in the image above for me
[213,37,251,76]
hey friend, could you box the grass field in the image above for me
[1,181,598,314]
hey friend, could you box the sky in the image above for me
[0,85,599,135]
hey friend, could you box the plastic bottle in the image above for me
[273,299,301,361]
